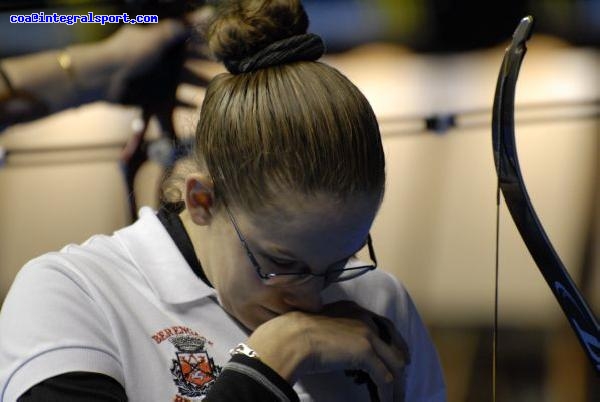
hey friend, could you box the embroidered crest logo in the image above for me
[152,326,223,400]
[169,334,222,398]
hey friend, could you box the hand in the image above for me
[247,301,410,401]
[101,19,190,112]
[100,15,213,138]
[0,11,212,131]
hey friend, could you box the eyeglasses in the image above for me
[222,201,378,287]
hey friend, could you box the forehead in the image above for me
[233,192,379,261]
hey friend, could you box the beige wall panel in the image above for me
[372,118,597,326]
[0,104,136,300]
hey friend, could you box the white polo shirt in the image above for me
[0,207,445,401]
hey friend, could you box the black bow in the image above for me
[492,15,600,374]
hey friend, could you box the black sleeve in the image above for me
[206,355,300,402]
[17,356,298,402]
[17,372,127,402]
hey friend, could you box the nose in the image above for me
[282,282,323,313]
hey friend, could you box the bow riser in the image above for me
[492,16,600,374]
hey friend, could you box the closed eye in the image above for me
[267,256,297,267]
[268,252,359,269]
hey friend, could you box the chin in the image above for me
[239,305,279,331]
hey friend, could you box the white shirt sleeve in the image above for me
[0,257,124,402]
[386,274,447,402]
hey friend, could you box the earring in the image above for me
[194,191,213,210]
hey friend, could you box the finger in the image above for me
[359,352,393,402]
[369,333,408,402]
[322,302,405,360]
[370,333,407,379]
[323,302,410,365]
[175,99,198,110]
[157,19,188,46]
[372,315,411,365]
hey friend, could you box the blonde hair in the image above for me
[164,0,385,213]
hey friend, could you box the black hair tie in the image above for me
[224,33,325,74]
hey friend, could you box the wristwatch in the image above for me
[229,343,261,360]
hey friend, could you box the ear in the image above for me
[184,173,215,226]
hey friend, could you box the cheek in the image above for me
[210,243,289,328]
[215,254,272,314]
[219,281,279,330]
[232,286,293,330]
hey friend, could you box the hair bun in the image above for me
[207,0,325,74]
[224,33,324,74]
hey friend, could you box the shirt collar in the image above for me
[115,207,216,304]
